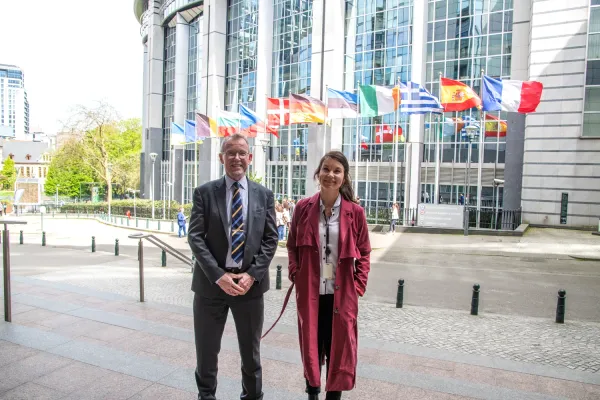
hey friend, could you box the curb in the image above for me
[568,254,600,262]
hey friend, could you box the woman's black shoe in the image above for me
[325,392,341,400]
[308,395,319,400]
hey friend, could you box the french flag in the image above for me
[482,75,543,113]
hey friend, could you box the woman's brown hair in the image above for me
[313,151,359,204]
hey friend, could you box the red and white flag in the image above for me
[267,98,290,129]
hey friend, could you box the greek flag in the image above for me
[400,82,443,115]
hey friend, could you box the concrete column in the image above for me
[503,113,525,210]
[140,8,164,200]
[307,0,346,189]
[253,0,274,183]
[198,0,227,182]
[174,13,190,127]
[406,0,428,212]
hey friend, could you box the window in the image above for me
[583,2,600,137]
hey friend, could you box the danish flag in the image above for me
[267,98,290,129]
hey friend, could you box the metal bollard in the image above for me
[19,230,23,245]
[42,232,46,247]
[115,239,119,256]
[158,220,161,230]
[556,289,566,324]
[276,265,282,290]
[471,284,480,316]
[138,239,144,302]
[3,229,12,322]
[396,279,404,308]
[191,255,195,273]
[91,236,96,253]
[161,249,167,267]
[146,219,149,229]
[136,218,138,228]
[171,221,174,232]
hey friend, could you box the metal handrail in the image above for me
[128,233,192,266]
[128,232,193,303]
[2,220,28,322]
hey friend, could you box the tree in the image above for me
[44,139,95,198]
[0,158,16,190]
[248,171,263,185]
[109,118,142,196]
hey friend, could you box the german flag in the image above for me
[289,94,326,124]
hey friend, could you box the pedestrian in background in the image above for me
[287,150,371,400]
[177,207,187,238]
[276,204,285,241]
[389,203,399,234]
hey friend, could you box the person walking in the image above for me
[389,203,399,233]
[287,151,371,400]
[188,134,279,400]
[276,204,285,241]
[177,207,187,238]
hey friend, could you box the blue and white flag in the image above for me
[400,82,443,115]
[184,119,196,143]
[170,122,186,146]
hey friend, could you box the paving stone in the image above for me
[33,361,111,393]
[0,382,66,400]
[59,370,153,400]
[0,340,40,368]
[0,353,73,392]
[127,383,196,400]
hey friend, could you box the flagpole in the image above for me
[434,72,443,204]
[476,69,485,228]
[354,80,360,197]
[324,85,328,154]
[392,77,400,204]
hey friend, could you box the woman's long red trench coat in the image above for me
[287,193,371,391]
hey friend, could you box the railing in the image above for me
[366,206,522,231]
[128,232,193,302]
[140,9,151,37]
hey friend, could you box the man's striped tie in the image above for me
[230,182,245,264]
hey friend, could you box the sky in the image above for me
[0,0,143,133]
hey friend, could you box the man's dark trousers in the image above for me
[193,290,264,400]
[188,177,278,400]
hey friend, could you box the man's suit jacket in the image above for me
[188,176,279,299]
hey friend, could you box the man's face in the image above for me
[219,138,253,180]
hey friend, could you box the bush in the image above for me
[60,200,192,220]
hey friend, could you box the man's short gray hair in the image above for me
[221,134,250,153]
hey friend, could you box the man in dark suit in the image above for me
[188,133,278,400]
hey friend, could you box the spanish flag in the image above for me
[440,77,481,112]
[289,94,327,124]
[484,114,508,138]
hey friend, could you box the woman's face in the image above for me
[318,157,345,192]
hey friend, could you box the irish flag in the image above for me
[359,85,400,117]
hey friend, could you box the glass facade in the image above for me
[423,0,512,206]
[225,0,259,111]
[584,0,600,137]
[265,0,314,200]
[184,16,203,203]
[342,0,413,221]
[162,25,177,159]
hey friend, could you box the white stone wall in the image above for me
[522,0,600,227]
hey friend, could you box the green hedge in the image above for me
[60,200,193,219]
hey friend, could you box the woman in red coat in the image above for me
[287,151,371,400]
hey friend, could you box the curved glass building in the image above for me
[134,0,600,228]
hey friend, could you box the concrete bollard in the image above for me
[556,289,566,324]
[396,279,404,308]
[42,232,46,247]
[115,239,119,256]
[19,230,23,245]
[276,265,282,290]
[471,284,480,316]
[161,249,167,267]
[92,237,96,253]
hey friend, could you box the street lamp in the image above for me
[150,152,158,220]
[463,124,479,236]
[107,163,113,219]
[492,178,504,230]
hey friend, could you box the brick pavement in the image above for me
[1,276,600,399]
[6,243,600,376]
